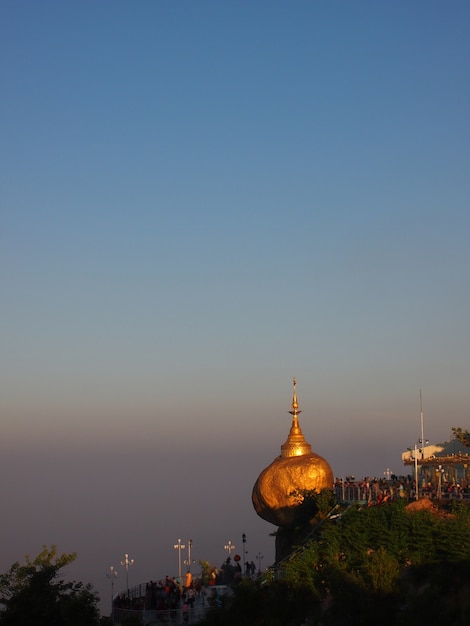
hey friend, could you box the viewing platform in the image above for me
[335,477,470,504]
[111,575,233,624]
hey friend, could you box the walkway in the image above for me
[112,583,229,625]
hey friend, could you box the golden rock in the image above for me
[252,378,334,527]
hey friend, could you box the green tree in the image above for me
[363,546,400,594]
[199,559,216,586]
[452,427,470,447]
[198,501,470,625]
[289,488,337,525]
[0,545,100,626]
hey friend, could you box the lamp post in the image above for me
[242,533,247,573]
[419,438,429,458]
[183,539,193,573]
[174,539,185,579]
[437,465,445,499]
[120,554,134,599]
[420,389,425,459]
[413,443,419,500]
[224,540,235,559]
[409,437,429,499]
[106,566,118,623]
[256,552,263,573]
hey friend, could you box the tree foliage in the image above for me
[197,500,470,626]
[0,545,100,626]
[289,487,337,526]
[198,559,215,586]
[452,426,470,447]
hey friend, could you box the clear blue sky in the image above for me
[1,0,469,614]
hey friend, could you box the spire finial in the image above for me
[290,376,301,417]
[282,377,311,457]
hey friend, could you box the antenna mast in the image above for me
[420,389,425,459]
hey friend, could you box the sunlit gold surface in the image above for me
[280,376,312,457]
[252,453,334,526]
[252,378,334,527]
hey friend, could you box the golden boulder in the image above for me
[252,378,333,527]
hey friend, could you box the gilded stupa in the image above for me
[252,378,334,527]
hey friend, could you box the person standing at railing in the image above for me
[187,583,195,608]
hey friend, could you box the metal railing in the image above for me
[112,584,230,624]
[114,605,207,625]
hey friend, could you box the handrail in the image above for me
[265,504,343,580]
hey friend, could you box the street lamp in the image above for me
[120,554,134,599]
[224,540,235,559]
[419,438,429,457]
[256,552,263,573]
[436,465,445,499]
[242,533,247,573]
[183,539,193,573]
[409,438,429,499]
[407,443,421,500]
[106,566,118,623]
[174,538,185,579]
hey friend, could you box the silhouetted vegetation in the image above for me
[197,499,470,626]
[289,487,338,525]
[452,426,470,448]
[0,545,100,626]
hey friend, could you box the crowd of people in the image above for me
[335,475,412,503]
[216,556,258,583]
[422,480,470,499]
[335,474,470,503]
[112,558,261,623]
[113,573,202,619]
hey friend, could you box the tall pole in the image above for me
[106,566,118,623]
[120,554,134,599]
[173,539,185,579]
[420,389,425,459]
[414,444,419,500]
[437,465,444,499]
[184,539,193,573]
[242,534,247,573]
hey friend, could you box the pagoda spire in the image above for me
[289,376,302,424]
[281,377,312,457]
